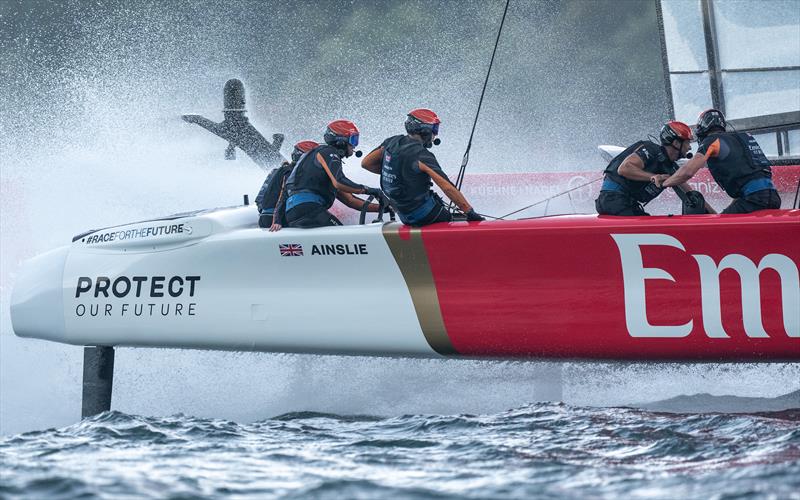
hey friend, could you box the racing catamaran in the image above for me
[9,78,799,417]
[11,199,799,360]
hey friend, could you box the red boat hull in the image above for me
[388,210,800,360]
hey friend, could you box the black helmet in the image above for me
[696,109,726,141]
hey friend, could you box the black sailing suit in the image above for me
[283,145,365,228]
[374,135,452,226]
[697,132,780,214]
[255,161,293,228]
[595,141,677,216]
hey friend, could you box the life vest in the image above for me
[704,132,772,198]
[255,163,293,213]
[285,145,341,210]
[380,135,436,213]
[603,141,676,203]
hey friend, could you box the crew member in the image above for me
[277,119,382,229]
[595,121,707,215]
[255,140,318,228]
[662,109,781,213]
[361,108,484,226]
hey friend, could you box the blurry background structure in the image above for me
[658,0,799,159]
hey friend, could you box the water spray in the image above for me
[181,79,286,170]
[453,0,511,193]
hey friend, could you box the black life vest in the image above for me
[380,135,435,213]
[704,132,772,198]
[603,141,676,203]
[285,145,341,209]
[255,163,293,213]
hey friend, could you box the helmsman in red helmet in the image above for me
[275,119,382,230]
[361,108,484,226]
[595,120,711,216]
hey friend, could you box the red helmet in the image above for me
[324,119,360,148]
[405,108,441,137]
[291,140,319,162]
[660,120,693,145]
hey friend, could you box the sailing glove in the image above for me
[466,209,485,222]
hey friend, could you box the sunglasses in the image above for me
[348,134,359,147]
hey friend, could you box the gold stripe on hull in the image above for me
[382,223,456,355]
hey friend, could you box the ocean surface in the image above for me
[2,395,799,499]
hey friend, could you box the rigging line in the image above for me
[476,212,504,220]
[498,176,604,219]
[454,0,511,192]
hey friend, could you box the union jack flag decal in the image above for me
[279,243,304,257]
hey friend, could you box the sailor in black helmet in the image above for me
[255,140,318,229]
[361,108,484,226]
[663,109,781,214]
[278,119,382,230]
[595,121,711,215]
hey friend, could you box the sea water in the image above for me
[2,397,799,499]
